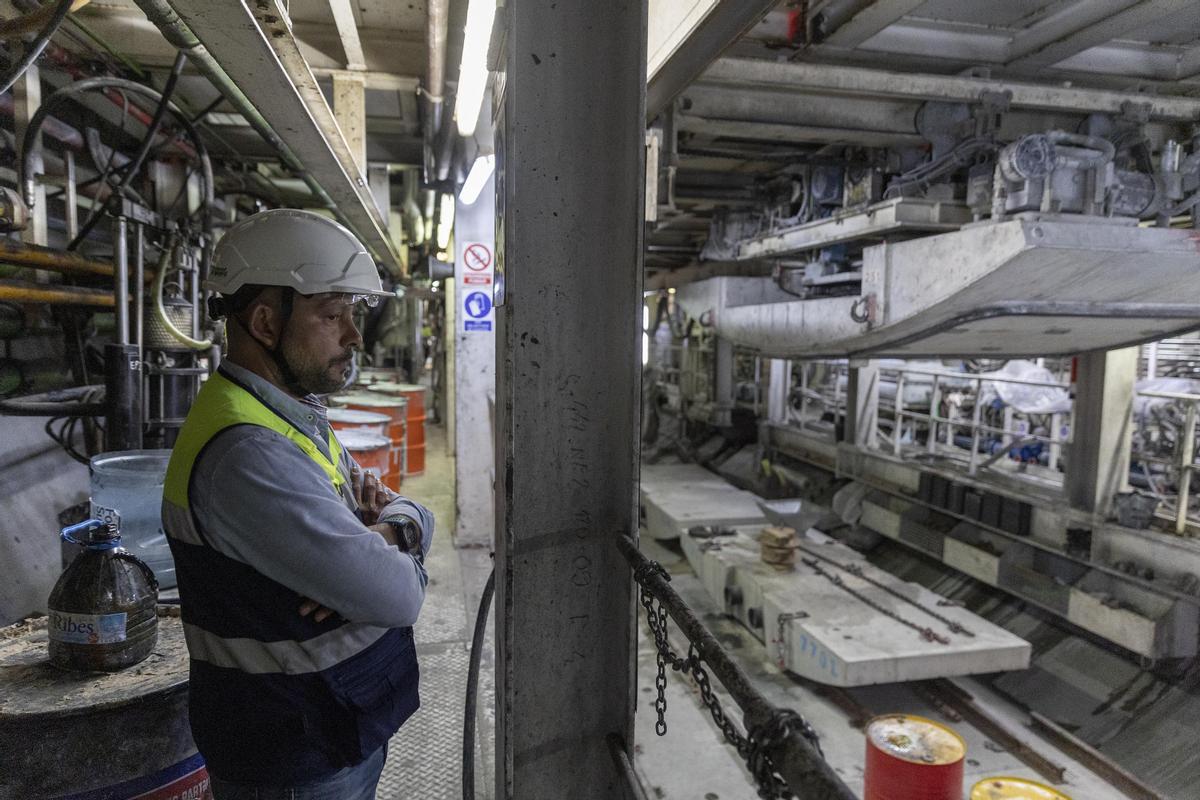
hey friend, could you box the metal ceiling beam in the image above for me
[328,0,367,70]
[164,0,404,279]
[310,68,420,92]
[700,57,1200,122]
[1006,0,1195,69]
[646,0,776,123]
[820,0,926,47]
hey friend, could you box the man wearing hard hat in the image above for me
[163,209,431,799]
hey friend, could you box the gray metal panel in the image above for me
[165,0,403,277]
[493,1,647,798]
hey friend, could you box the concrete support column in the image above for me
[844,360,879,449]
[1065,347,1138,517]
[713,335,734,426]
[367,165,390,224]
[332,72,367,176]
[14,65,47,248]
[454,176,496,548]
[494,0,647,797]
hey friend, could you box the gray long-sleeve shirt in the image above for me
[188,361,431,629]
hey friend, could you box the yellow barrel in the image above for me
[970,778,1072,800]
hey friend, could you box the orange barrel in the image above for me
[368,382,426,475]
[970,778,1071,800]
[337,430,392,487]
[327,408,391,437]
[333,393,408,491]
[864,714,966,800]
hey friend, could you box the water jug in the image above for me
[47,519,159,671]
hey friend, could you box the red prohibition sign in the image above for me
[464,243,492,271]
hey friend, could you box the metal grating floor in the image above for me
[378,641,470,799]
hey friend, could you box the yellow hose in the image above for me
[153,237,212,351]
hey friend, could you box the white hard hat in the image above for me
[206,209,393,302]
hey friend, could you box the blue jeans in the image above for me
[209,745,387,800]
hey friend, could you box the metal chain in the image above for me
[800,557,952,644]
[794,541,975,638]
[632,558,820,800]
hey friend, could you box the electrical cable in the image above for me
[462,567,495,800]
[19,73,215,247]
[0,0,73,96]
[0,384,104,416]
[66,49,188,251]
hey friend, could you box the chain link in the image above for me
[633,558,823,800]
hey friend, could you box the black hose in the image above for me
[0,0,73,96]
[0,384,105,416]
[462,567,495,800]
[19,74,215,243]
[66,49,188,251]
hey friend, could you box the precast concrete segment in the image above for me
[492,1,648,798]
[640,464,769,541]
[678,528,1031,687]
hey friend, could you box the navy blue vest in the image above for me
[164,410,420,782]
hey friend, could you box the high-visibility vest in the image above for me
[162,368,418,783]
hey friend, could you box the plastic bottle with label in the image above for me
[47,519,159,671]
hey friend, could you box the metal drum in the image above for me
[0,608,212,799]
[970,778,1072,800]
[327,408,391,438]
[338,430,393,488]
[367,382,426,475]
[864,714,966,800]
[332,393,408,491]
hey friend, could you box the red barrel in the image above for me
[337,430,392,488]
[368,382,426,475]
[864,714,966,800]
[327,408,391,438]
[332,393,408,491]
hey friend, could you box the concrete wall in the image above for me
[0,417,89,625]
[452,175,496,548]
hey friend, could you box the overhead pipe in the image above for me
[0,240,121,280]
[424,0,448,172]
[0,279,114,306]
[130,0,334,210]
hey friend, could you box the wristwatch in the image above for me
[386,516,423,561]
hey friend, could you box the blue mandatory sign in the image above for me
[464,291,492,319]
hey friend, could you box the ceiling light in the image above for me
[454,0,497,137]
[459,154,495,206]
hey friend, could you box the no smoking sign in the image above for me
[464,243,492,272]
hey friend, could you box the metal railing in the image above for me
[876,365,1073,476]
[784,361,1073,475]
[1133,389,1200,535]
